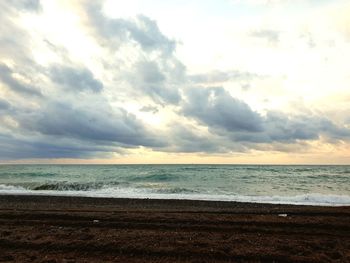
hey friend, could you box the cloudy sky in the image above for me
[0,0,350,164]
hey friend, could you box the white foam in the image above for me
[0,184,26,191]
[0,185,349,206]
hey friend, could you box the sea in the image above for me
[0,164,349,206]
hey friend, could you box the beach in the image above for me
[0,195,349,262]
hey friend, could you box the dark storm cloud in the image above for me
[317,118,350,140]
[250,29,280,43]
[245,113,350,144]
[0,99,11,111]
[0,133,116,160]
[50,66,103,93]
[264,112,321,141]
[80,1,184,104]
[166,124,227,153]
[127,15,176,55]
[262,113,350,143]
[130,60,181,104]
[17,101,166,148]
[181,86,350,149]
[136,61,165,84]
[0,0,173,159]
[0,63,42,97]
[182,87,263,133]
[83,2,175,56]
[0,98,167,160]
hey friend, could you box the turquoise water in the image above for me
[0,165,350,206]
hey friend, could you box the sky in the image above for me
[0,0,350,164]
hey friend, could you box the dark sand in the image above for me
[0,195,349,262]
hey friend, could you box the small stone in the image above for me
[278,213,288,217]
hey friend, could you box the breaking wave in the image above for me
[0,183,349,206]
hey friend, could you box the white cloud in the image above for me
[0,0,350,162]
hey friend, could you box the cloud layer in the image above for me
[0,0,349,161]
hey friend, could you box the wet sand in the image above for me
[0,195,349,262]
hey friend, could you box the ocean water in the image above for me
[0,165,349,206]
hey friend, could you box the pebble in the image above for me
[278,213,288,217]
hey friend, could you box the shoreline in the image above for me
[2,193,350,209]
[0,191,350,208]
[0,195,349,262]
[0,191,349,207]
